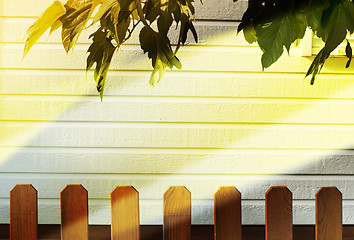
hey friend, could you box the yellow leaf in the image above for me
[23,0,66,58]
[131,9,139,21]
[50,18,63,35]
[91,0,117,25]
[64,0,74,9]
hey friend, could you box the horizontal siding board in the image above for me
[2,122,354,149]
[0,44,311,72]
[0,19,243,46]
[1,70,354,99]
[1,148,354,175]
[0,174,354,200]
[4,97,354,124]
[3,44,351,74]
[0,0,247,20]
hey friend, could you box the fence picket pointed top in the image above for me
[10,184,37,193]
[266,186,291,196]
[316,186,342,196]
[61,184,87,194]
[111,185,138,195]
[215,186,240,196]
[164,186,191,196]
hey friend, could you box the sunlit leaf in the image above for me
[91,0,118,25]
[24,0,66,57]
[243,23,257,44]
[61,0,102,53]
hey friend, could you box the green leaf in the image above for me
[86,30,116,100]
[255,11,307,69]
[243,23,257,44]
[139,26,182,86]
[24,0,66,58]
[306,1,349,84]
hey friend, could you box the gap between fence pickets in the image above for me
[8,184,342,240]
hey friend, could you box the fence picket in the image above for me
[316,187,342,240]
[5,184,349,239]
[214,186,241,240]
[10,184,37,240]
[111,186,139,240]
[266,186,292,240]
[60,184,88,240]
[163,186,191,240]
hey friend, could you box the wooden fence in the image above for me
[9,184,342,240]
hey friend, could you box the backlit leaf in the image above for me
[61,0,102,53]
[24,1,66,57]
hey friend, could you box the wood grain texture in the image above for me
[111,186,139,240]
[214,186,241,240]
[163,186,191,240]
[60,185,88,240]
[266,186,292,240]
[10,184,37,240]
[316,187,342,240]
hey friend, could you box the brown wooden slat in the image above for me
[163,186,191,240]
[265,186,292,240]
[111,186,139,240]
[10,184,37,240]
[214,186,241,240]
[316,187,342,240]
[60,184,88,240]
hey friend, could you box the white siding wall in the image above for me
[2,0,354,225]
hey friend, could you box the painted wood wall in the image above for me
[2,0,354,225]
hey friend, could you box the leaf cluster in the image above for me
[24,0,199,99]
[24,0,354,98]
[238,0,354,84]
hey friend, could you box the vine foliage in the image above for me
[24,0,354,98]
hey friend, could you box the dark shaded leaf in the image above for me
[86,30,116,100]
[139,26,182,86]
[346,40,352,68]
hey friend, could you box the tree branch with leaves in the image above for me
[24,0,354,99]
